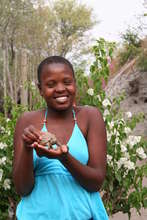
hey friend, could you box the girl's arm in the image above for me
[60,107,107,192]
[12,113,40,196]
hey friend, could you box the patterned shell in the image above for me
[39,132,61,149]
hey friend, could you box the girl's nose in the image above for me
[55,83,66,92]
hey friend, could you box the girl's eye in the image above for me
[64,79,73,85]
[47,82,56,88]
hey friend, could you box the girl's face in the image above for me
[39,63,76,111]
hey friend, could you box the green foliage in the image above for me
[118,29,141,66]
[121,30,140,47]
[137,49,147,71]
[0,104,26,219]
[27,81,46,111]
[47,0,96,56]
[79,38,147,218]
[0,38,146,219]
[75,69,89,105]
[0,0,96,110]
[0,0,95,55]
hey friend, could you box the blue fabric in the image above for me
[16,111,109,220]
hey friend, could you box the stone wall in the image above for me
[106,60,147,138]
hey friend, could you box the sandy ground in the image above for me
[110,208,147,220]
[110,176,147,219]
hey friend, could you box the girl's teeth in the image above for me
[55,97,67,103]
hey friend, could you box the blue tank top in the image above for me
[16,109,109,220]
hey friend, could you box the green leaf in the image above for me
[143,199,147,208]
[143,165,147,177]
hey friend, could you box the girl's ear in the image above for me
[37,83,43,96]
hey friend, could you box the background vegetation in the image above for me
[0,0,147,219]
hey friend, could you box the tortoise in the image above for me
[39,131,62,149]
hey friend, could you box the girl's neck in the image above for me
[46,106,74,120]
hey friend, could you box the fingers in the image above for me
[31,142,69,159]
[60,145,68,153]
[33,143,63,155]
[37,144,62,155]
[22,125,42,146]
[48,147,62,155]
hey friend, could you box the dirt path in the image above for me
[110,208,147,220]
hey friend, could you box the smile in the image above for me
[55,96,68,103]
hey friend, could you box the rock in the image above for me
[105,60,147,138]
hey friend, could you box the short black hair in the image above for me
[37,56,75,84]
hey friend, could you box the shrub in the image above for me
[81,38,147,219]
[118,29,141,66]
[137,49,147,71]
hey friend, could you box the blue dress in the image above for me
[16,109,109,220]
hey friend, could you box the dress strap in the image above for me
[43,109,48,127]
[43,108,76,125]
[72,108,77,122]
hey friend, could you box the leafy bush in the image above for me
[80,38,147,219]
[118,29,141,66]
[0,105,27,219]
[137,49,147,71]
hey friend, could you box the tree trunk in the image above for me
[20,49,28,107]
[14,50,18,104]
[2,38,7,116]
[6,41,14,102]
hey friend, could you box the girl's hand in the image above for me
[32,142,68,159]
[22,125,42,147]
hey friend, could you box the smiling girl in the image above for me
[13,56,109,220]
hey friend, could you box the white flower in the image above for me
[0,142,7,149]
[107,154,113,166]
[136,147,146,159]
[113,128,119,136]
[103,109,110,116]
[118,118,125,125]
[123,170,129,177]
[6,118,10,122]
[102,98,111,107]
[121,144,127,153]
[107,131,112,141]
[115,137,119,145]
[107,154,112,161]
[125,111,132,118]
[3,178,11,190]
[124,160,135,170]
[0,127,5,133]
[117,157,135,170]
[108,121,114,129]
[135,136,141,143]
[87,88,94,96]
[97,95,101,101]
[0,157,6,165]
[31,81,36,87]
[124,152,130,160]
[117,157,128,169]
[7,130,11,135]
[126,136,135,148]
[0,169,3,181]
[126,136,141,148]
[124,127,131,134]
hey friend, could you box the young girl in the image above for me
[13,56,109,220]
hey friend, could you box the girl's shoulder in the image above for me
[75,105,102,118]
[75,105,104,136]
[19,109,44,119]
[16,109,45,129]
